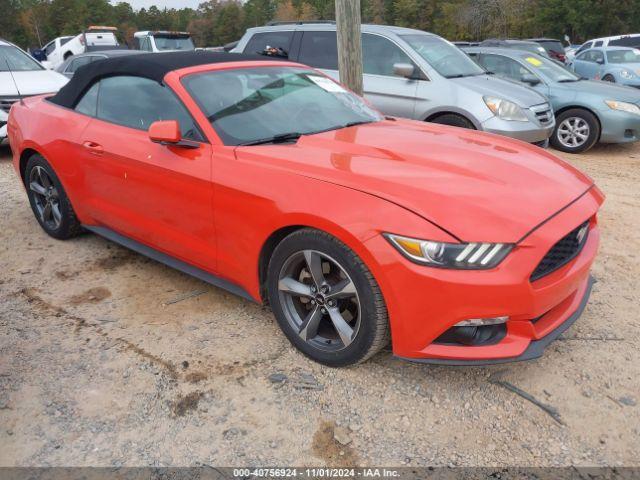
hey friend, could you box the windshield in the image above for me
[518,53,579,82]
[607,49,640,64]
[154,36,195,51]
[400,34,485,78]
[183,67,383,146]
[0,45,44,71]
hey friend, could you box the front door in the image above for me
[76,75,217,271]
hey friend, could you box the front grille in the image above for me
[530,103,554,126]
[530,221,590,282]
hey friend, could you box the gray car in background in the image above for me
[465,47,640,153]
[56,49,144,78]
[233,23,555,145]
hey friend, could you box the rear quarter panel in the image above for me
[8,96,93,221]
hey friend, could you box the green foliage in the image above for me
[6,0,640,50]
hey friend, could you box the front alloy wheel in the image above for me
[278,250,361,351]
[267,229,389,366]
[551,108,599,153]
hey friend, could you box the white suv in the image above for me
[0,39,68,142]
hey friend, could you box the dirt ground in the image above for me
[0,140,638,468]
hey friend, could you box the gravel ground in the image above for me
[0,141,638,467]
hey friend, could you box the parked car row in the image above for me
[6,22,640,155]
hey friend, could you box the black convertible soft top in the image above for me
[49,51,281,109]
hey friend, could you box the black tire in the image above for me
[602,74,615,83]
[25,154,82,240]
[267,228,389,367]
[551,108,600,154]
[430,113,475,129]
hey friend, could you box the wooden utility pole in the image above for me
[335,0,363,96]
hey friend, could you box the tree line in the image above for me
[3,0,640,50]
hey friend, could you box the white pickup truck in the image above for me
[133,31,195,53]
[41,26,121,70]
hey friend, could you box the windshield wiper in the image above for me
[557,78,579,83]
[238,132,302,146]
[342,120,374,128]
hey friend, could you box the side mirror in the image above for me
[149,120,199,149]
[521,74,541,86]
[393,63,416,79]
[596,58,604,65]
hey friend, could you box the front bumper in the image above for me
[481,115,554,144]
[398,275,594,365]
[366,186,603,364]
[597,107,640,144]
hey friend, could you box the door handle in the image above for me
[83,141,104,155]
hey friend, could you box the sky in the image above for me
[115,0,203,10]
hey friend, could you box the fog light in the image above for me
[455,316,509,327]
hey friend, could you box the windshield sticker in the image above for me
[525,57,543,67]
[307,75,348,93]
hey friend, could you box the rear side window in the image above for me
[92,76,203,141]
[75,82,99,117]
[298,31,338,70]
[577,42,592,53]
[243,32,294,57]
[362,34,414,76]
[593,40,603,47]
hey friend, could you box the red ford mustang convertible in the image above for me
[8,52,603,366]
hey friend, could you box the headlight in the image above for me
[384,234,513,269]
[483,96,529,122]
[620,69,635,79]
[605,100,640,115]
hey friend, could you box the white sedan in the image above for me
[1,38,68,142]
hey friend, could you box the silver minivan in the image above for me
[233,23,555,145]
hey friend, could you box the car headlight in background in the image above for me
[605,100,640,115]
[620,69,635,79]
[483,96,529,122]
[384,234,513,269]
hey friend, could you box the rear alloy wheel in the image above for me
[267,229,389,366]
[551,109,600,153]
[25,155,81,239]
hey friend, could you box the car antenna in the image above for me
[5,59,25,105]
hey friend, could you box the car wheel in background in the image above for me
[25,154,82,240]
[430,113,475,129]
[602,74,615,82]
[267,229,389,367]
[551,108,600,154]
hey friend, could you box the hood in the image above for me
[450,74,548,107]
[563,79,640,103]
[0,70,68,97]
[235,120,593,243]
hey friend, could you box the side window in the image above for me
[576,50,591,61]
[593,50,604,63]
[44,42,56,56]
[593,40,603,47]
[96,76,204,141]
[298,31,338,70]
[60,37,72,47]
[480,54,530,82]
[362,34,414,76]
[243,32,294,57]
[577,42,592,54]
[75,82,100,117]
[66,56,93,73]
[141,37,152,52]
